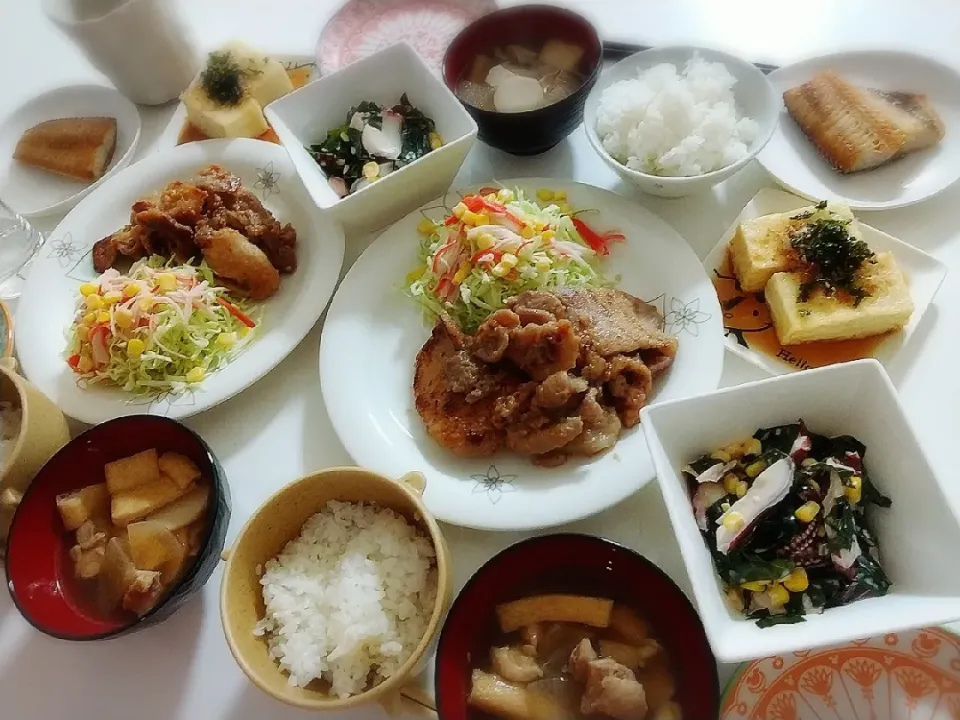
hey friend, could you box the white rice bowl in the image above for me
[596,55,759,177]
[253,500,438,698]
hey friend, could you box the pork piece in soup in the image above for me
[457,41,587,114]
[468,594,681,720]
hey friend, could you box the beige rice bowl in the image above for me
[253,500,438,698]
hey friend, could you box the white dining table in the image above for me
[3,1,960,718]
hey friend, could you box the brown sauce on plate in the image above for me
[712,251,888,371]
[176,63,313,147]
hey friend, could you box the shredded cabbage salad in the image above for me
[65,257,260,395]
[405,187,623,333]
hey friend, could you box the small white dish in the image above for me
[156,54,318,149]
[584,46,779,198]
[704,188,946,376]
[642,359,960,663]
[320,179,724,531]
[266,42,478,236]
[758,50,960,210]
[16,139,345,424]
[0,84,140,218]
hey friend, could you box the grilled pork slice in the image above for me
[783,71,945,174]
[14,116,118,182]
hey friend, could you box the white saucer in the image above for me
[0,84,141,218]
[758,50,960,210]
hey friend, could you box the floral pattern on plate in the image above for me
[721,628,960,719]
[317,0,495,75]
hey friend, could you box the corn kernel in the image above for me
[711,449,731,463]
[725,588,744,613]
[82,312,97,326]
[139,296,155,311]
[783,568,809,593]
[720,501,731,513]
[453,262,472,284]
[491,262,509,278]
[103,290,122,305]
[85,294,104,310]
[743,438,762,457]
[553,189,567,201]
[794,501,820,523]
[497,188,515,202]
[362,161,380,179]
[157,273,177,292]
[126,338,145,357]
[723,473,739,494]
[520,225,535,240]
[475,213,491,226]
[429,132,442,150]
[745,460,767,478]
[540,229,556,242]
[557,202,572,214]
[405,266,425,284]
[740,580,770,592]
[79,283,99,297]
[216,332,237,349]
[724,443,746,460]
[122,283,140,299]
[417,218,435,235]
[535,257,552,272]
[96,311,110,324]
[500,253,518,269]
[484,193,497,202]
[185,367,205,383]
[845,476,862,504]
[476,233,496,250]
[461,210,480,226]
[722,511,745,532]
[767,584,790,607]
[77,355,93,373]
[238,325,251,338]
[452,202,467,219]
[75,325,90,342]
[536,188,554,202]
[114,308,134,329]
[735,480,749,498]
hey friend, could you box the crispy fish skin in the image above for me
[783,70,945,174]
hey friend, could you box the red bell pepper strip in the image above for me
[67,354,80,370]
[571,217,625,256]
[443,215,459,226]
[463,195,525,228]
[217,297,256,328]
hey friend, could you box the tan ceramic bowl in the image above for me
[0,357,70,553]
[220,467,451,713]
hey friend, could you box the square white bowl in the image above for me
[265,42,477,236]
[642,359,960,663]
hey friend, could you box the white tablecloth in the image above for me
[3,1,960,718]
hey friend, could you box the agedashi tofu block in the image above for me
[56,483,109,531]
[105,449,160,494]
[111,476,186,526]
[158,452,201,490]
[766,252,913,345]
[496,594,613,633]
[730,203,860,293]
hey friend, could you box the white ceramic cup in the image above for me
[42,0,200,105]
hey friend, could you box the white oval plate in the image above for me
[704,188,947,376]
[0,84,141,218]
[17,139,345,424]
[320,180,724,531]
[758,50,960,210]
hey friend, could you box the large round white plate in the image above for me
[320,180,724,531]
[758,50,960,210]
[17,139,345,424]
[0,84,141,218]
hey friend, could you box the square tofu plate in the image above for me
[642,359,960,662]
[704,188,946,377]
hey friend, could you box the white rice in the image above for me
[253,500,438,698]
[0,400,21,466]
[596,55,760,177]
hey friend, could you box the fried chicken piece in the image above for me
[92,236,119,273]
[414,322,523,457]
[564,388,622,456]
[92,223,152,272]
[191,164,242,195]
[133,206,198,263]
[508,290,567,322]
[606,355,653,428]
[534,370,588,409]
[504,319,581,380]
[195,227,280,300]
[261,222,298,274]
[505,414,584,456]
[469,309,520,362]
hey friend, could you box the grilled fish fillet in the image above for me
[784,70,945,174]
[14,117,117,182]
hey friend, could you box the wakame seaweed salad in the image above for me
[307,94,441,198]
[682,421,892,627]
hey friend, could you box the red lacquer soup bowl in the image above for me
[435,534,719,719]
[5,415,230,641]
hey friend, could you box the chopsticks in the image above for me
[602,41,779,74]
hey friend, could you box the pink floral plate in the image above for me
[721,628,960,719]
[316,0,496,75]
